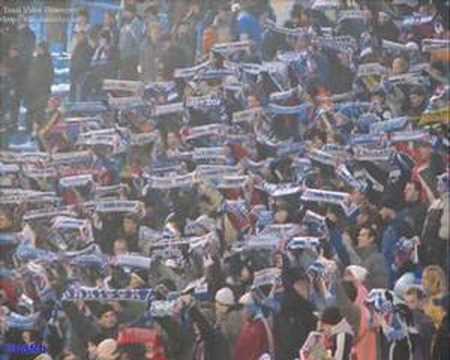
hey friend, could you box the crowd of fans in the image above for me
[0,0,449,359]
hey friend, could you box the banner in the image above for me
[95,200,145,215]
[59,174,94,189]
[287,237,321,252]
[353,147,393,162]
[390,130,431,143]
[62,286,153,303]
[0,151,49,164]
[174,60,210,79]
[182,124,226,141]
[261,182,304,197]
[421,38,450,52]
[144,172,196,190]
[264,18,308,36]
[103,79,144,93]
[369,116,410,134]
[318,35,357,52]
[130,132,159,146]
[212,40,251,54]
[232,107,262,124]
[152,102,184,116]
[209,175,249,189]
[307,148,338,167]
[336,164,367,192]
[252,267,281,289]
[357,63,388,78]
[112,254,152,269]
[301,188,350,205]
[185,95,222,109]
[193,147,227,163]
[108,95,146,110]
[195,165,240,180]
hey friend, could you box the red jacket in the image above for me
[234,319,270,360]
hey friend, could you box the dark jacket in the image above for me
[70,41,92,83]
[412,309,435,360]
[432,314,449,360]
[15,26,36,68]
[354,245,389,290]
[274,289,317,360]
[25,53,54,107]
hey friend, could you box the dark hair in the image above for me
[342,280,358,303]
[78,8,89,20]
[405,286,426,299]
[321,306,343,325]
[189,306,212,338]
[364,224,377,239]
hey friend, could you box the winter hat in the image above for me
[96,339,119,360]
[346,265,368,282]
[215,287,235,306]
[394,272,417,300]
[320,306,343,326]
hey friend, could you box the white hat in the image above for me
[346,265,368,282]
[394,273,417,301]
[96,339,119,360]
[215,287,235,306]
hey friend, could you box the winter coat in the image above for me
[274,289,317,360]
[25,54,54,108]
[14,26,36,69]
[215,308,243,358]
[139,38,159,83]
[119,17,145,60]
[234,318,270,360]
[432,314,449,360]
[411,309,435,360]
[70,41,92,83]
[354,245,389,290]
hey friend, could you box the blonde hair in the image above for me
[422,265,447,297]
